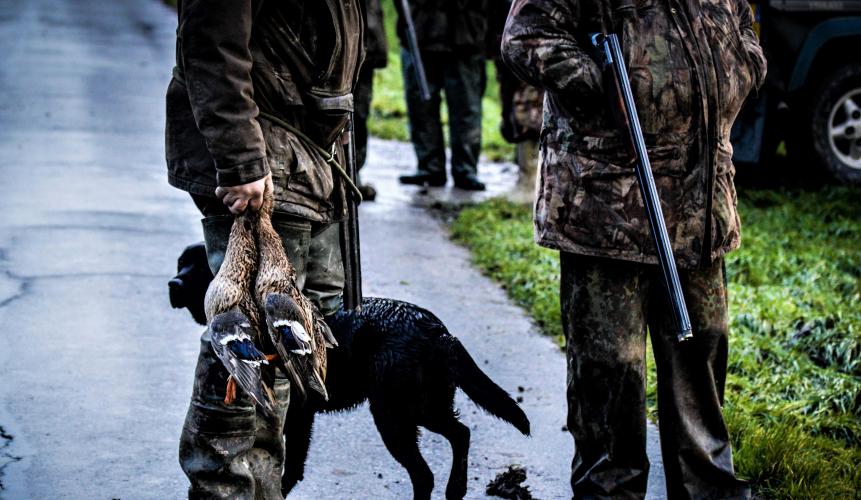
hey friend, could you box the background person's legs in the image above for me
[443,53,485,190]
[400,48,446,185]
[353,64,377,200]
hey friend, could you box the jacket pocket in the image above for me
[554,131,688,179]
[251,61,304,113]
[260,118,335,212]
[714,139,736,176]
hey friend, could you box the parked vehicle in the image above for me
[732,0,861,184]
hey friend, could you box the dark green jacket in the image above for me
[363,0,389,69]
[502,0,766,268]
[395,0,496,54]
[166,0,363,222]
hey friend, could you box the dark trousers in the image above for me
[354,64,374,172]
[401,48,485,180]
[560,253,750,500]
[179,196,343,499]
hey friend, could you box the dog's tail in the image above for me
[447,338,530,436]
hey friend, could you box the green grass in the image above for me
[451,187,861,498]
[369,2,514,162]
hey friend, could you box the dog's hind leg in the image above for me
[282,399,316,496]
[370,405,434,500]
[422,412,471,500]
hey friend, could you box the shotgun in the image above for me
[591,33,693,342]
[399,0,431,101]
[340,115,363,311]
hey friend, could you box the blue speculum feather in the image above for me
[277,325,301,351]
[228,339,265,361]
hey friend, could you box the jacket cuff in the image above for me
[216,157,270,187]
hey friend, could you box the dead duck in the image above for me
[203,210,275,412]
[254,178,335,401]
[208,309,276,414]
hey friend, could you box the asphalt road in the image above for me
[0,1,666,498]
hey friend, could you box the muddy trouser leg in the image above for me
[648,260,750,500]
[179,330,292,500]
[442,53,485,181]
[179,208,335,499]
[401,48,446,177]
[515,140,538,192]
[276,218,344,316]
[560,253,650,500]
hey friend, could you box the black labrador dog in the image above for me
[169,243,530,500]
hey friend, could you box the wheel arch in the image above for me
[788,18,861,93]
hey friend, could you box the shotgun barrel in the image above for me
[399,0,431,101]
[591,33,693,342]
[340,115,363,311]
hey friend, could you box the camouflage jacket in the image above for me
[501,0,766,268]
[166,0,363,223]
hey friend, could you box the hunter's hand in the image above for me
[215,174,269,215]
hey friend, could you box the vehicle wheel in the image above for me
[809,63,861,185]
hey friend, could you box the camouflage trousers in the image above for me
[401,49,485,180]
[179,195,344,500]
[560,253,750,500]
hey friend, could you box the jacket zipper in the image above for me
[669,0,715,267]
[703,40,724,267]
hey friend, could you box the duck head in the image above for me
[210,310,267,363]
[265,293,312,355]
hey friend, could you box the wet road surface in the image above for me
[0,0,666,498]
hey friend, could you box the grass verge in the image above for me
[451,188,861,498]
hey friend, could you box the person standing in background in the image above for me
[354,0,388,202]
[489,0,544,202]
[396,0,497,191]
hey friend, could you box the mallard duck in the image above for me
[254,179,336,401]
[203,211,274,411]
[208,309,276,414]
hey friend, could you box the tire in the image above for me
[808,63,861,185]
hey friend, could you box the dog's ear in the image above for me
[170,242,213,326]
[180,242,208,270]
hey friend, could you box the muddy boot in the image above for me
[506,140,538,204]
[179,330,292,500]
[358,180,377,202]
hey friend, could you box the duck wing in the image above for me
[209,311,277,416]
[314,309,338,348]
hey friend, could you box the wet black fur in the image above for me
[169,244,531,500]
[285,298,530,500]
[168,242,211,325]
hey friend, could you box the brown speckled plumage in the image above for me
[203,212,261,337]
[202,208,276,412]
[254,180,333,399]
